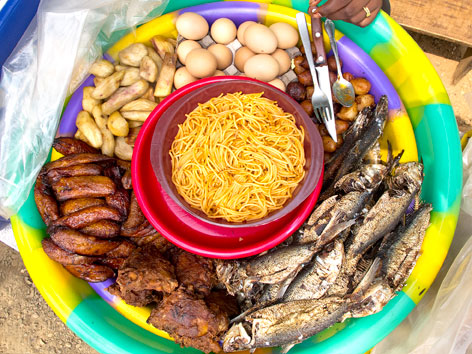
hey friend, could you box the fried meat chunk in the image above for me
[172,250,215,297]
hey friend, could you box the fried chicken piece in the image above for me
[171,250,216,297]
[107,283,161,307]
[205,290,240,319]
[147,288,228,353]
[116,244,178,295]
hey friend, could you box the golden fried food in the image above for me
[104,240,136,258]
[51,205,122,230]
[41,238,97,265]
[121,192,145,229]
[120,220,155,237]
[121,170,132,189]
[99,257,126,270]
[65,264,115,283]
[172,250,215,297]
[50,227,122,256]
[79,220,121,238]
[105,188,130,219]
[52,176,116,201]
[34,174,59,226]
[116,244,178,294]
[52,137,99,155]
[60,198,106,216]
[107,283,161,307]
[147,288,228,354]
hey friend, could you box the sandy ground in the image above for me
[0,30,471,354]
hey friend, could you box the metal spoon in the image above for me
[324,19,355,107]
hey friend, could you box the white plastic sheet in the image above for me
[372,137,472,354]
[0,0,168,218]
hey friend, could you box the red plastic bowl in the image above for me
[150,77,323,227]
[132,76,323,258]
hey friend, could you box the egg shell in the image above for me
[176,12,209,40]
[271,49,291,75]
[174,67,198,89]
[244,23,278,54]
[208,44,233,70]
[244,54,280,82]
[269,22,299,49]
[211,18,237,44]
[176,40,202,65]
[234,46,255,72]
[185,48,217,78]
[236,21,256,45]
[268,78,286,92]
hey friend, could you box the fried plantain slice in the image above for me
[52,176,116,201]
[79,220,121,238]
[50,205,122,230]
[50,227,121,256]
[120,220,155,237]
[60,197,106,216]
[53,137,99,155]
[64,264,115,282]
[121,170,132,189]
[34,174,59,226]
[42,153,114,175]
[104,240,136,258]
[105,188,130,220]
[47,164,103,185]
[99,257,126,270]
[122,191,146,229]
[42,238,97,265]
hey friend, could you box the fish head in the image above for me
[388,162,424,194]
[223,323,252,352]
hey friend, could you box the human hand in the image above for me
[308,0,383,27]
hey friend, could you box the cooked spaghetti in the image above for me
[170,92,306,222]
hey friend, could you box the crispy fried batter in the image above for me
[53,137,99,155]
[60,198,106,216]
[47,164,103,185]
[107,283,161,307]
[34,174,59,226]
[50,227,121,256]
[79,220,121,238]
[147,288,227,353]
[172,250,215,297]
[65,264,115,282]
[51,205,122,230]
[52,176,116,201]
[116,244,178,294]
[41,238,97,265]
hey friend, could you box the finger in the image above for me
[356,0,382,26]
[309,0,324,7]
[336,0,371,20]
[316,0,349,18]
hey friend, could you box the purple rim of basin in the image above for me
[180,2,260,25]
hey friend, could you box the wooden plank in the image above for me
[390,0,472,47]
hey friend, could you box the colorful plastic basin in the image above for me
[11,1,462,354]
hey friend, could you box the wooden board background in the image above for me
[390,0,472,47]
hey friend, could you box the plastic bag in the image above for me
[0,0,168,218]
[371,138,472,354]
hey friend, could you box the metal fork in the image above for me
[295,13,334,130]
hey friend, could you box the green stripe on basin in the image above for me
[411,104,462,212]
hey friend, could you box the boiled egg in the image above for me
[244,23,278,54]
[269,22,299,49]
[237,21,256,45]
[234,46,255,72]
[176,12,209,40]
[185,48,217,78]
[271,49,291,75]
[211,18,237,44]
[208,44,233,70]
[244,54,279,82]
[174,67,197,89]
[176,40,201,65]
